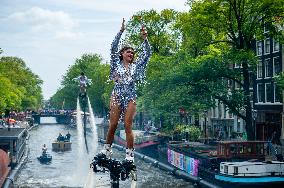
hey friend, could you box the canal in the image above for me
[14,118,194,188]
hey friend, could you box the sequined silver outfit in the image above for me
[110,31,151,112]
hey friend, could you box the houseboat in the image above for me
[167,140,283,187]
[0,128,28,186]
[215,161,284,186]
[0,128,28,167]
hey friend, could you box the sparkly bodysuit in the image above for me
[110,31,151,112]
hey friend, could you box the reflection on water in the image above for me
[15,120,193,188]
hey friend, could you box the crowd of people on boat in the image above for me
[57,132,71,142]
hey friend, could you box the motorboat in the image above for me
[37,153,52,164]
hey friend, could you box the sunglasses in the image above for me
[125,50,135,55]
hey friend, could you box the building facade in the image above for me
[254,35,283,144]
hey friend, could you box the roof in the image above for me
[0,128,26,139]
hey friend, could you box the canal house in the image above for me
[0,128,28,167]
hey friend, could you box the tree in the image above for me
[0,56,43,111]
[126,9,181,55]
[178,0,284,140]
[50,53,110,116]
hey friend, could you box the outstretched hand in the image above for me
[141,25,147,40]
[120,18,125,32]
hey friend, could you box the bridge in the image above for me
[32,113,73,124]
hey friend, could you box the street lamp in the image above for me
[252,109,257,140]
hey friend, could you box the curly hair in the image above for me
[119,46,135,62]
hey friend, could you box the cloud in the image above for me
[55,31,83,40]
[49,0,189,15]
[0,0,190,99]
[6,7,79,38]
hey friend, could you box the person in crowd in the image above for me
[99,18,151,162]
[65,132,71,142]
[57,133,64,142]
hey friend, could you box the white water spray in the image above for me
[87,96,98,150]
[76,97,84,153]
[83,97,100,188]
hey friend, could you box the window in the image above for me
[264,58,272,78]
[256,41,262,56]
[218,102,222,118]
[257,61,263,79]
[257,83,264,102]
[265,83,273,103]
[273,56,281,75]
[237,121,240,132]
[264,23,269,33]
[235,82,241,89]
[212,107,216,118]
[234,63,242,68]
[273,39,279,52]
[264,38,270,54]
[249,74,254,89]
[274,83,281,103]
[250,91,254,102]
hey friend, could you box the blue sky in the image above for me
[0,0,189,99]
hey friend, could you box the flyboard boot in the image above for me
[125,148,135,162]
[121,148,137,181]
[99,143,112,159]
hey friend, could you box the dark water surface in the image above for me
[14,119,193,188]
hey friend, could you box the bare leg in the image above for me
[124,100,136,148]
[106,96,121,144]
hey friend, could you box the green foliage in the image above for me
[178,0,284,140]
[49,53,110,116]
[126,9,181,55]
[0,56,43,111]
[174,124,201,141]
[274,72,284,89]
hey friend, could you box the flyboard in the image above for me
[90,153,137,188]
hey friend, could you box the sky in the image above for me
[0,0,189,100]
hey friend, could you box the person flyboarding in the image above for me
[99,17,151,162]
[91,17,151,187]
[73,72,92,97]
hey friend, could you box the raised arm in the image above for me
[135,25,152,68]
[134,26,152,82]
[136,39,151,67]
[110,19,125,80]
[110,18,125,59]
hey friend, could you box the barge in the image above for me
[0,128,28,187]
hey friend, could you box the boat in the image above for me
[0,128,28,168]
[167,140,284,187]
[37,153,52,164]
[52,133,72,151]
[52,141,72,151]
[215,161,284,187]
[114,130,160,158]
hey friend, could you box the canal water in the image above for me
[14,117,194,188]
